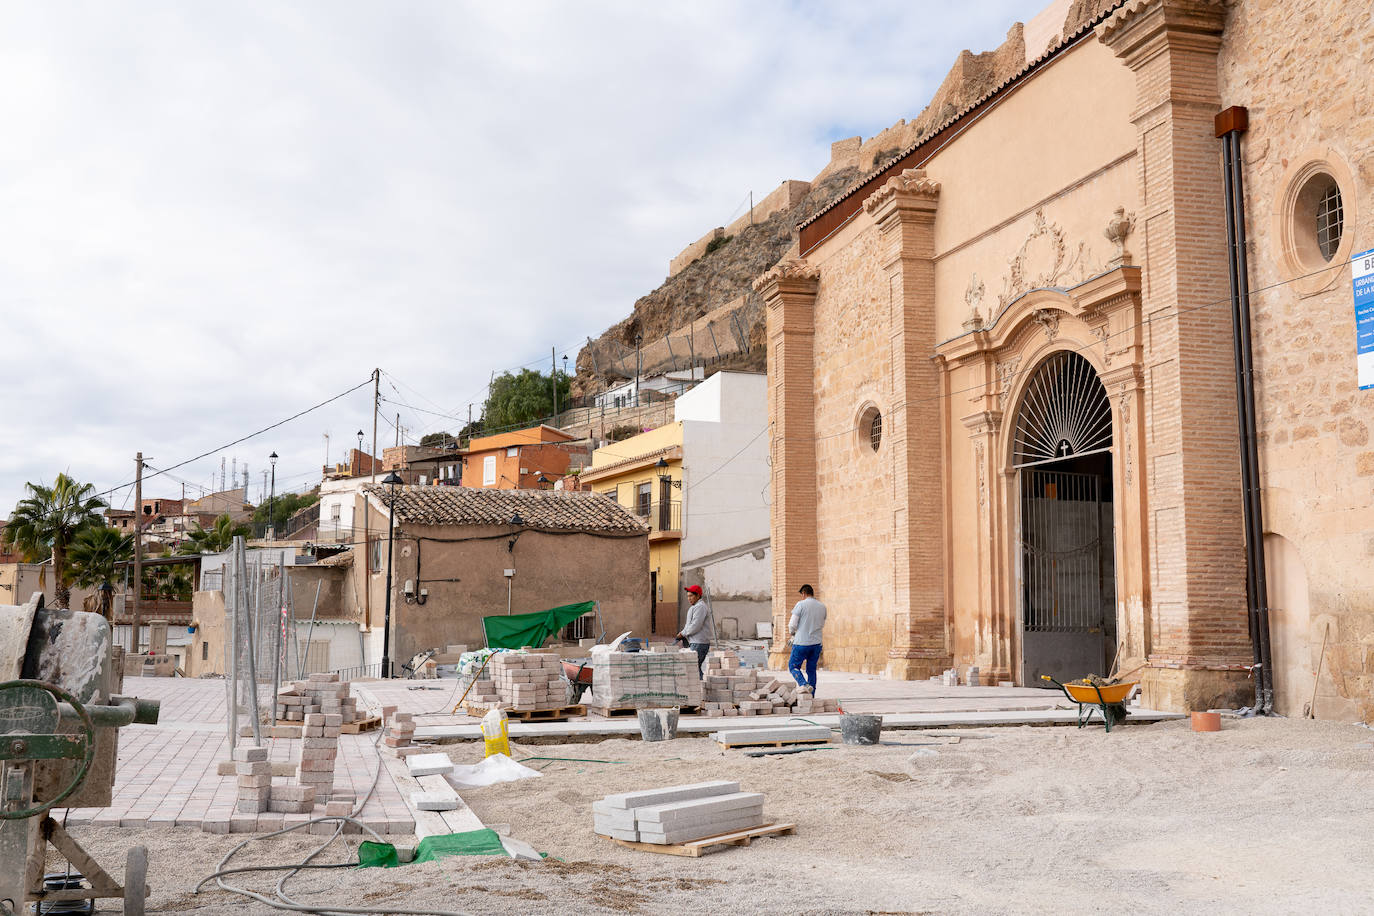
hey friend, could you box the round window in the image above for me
[859,407,882,453]
[1295,172,1344,265]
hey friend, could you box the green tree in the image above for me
[482,368,570,431]
[181,514,251,554]
[2,473,107,607]
[67,526,133,620]
[251,489,319,533]
[419,431,455,448]
[141,552,192,603]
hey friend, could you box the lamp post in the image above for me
[381,470,404,678]
[268,451,278,540]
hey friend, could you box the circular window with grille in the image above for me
[1275,152,1356,296]
[858,406,882,453]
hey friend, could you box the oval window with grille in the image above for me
[1012,351,1112,468]
[858,406,882,453]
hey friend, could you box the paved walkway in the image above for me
[55,678,415,835]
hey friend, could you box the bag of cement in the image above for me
[480,708,510,758]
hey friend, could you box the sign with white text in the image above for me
[1353,246,1374,390]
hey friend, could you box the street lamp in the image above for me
[654,457,683,489]
[381,470,404,679]
[268,451,278,540]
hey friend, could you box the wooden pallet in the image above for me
[586,705,700,719]
[713,736,831,750]
[340,715,382,734]
[602,822,796,857]
[465,704,586,722]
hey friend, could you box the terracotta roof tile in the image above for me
[363,485,647,533]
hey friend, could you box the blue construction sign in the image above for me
[1354,246,1374,391]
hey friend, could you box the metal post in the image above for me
[131,452,143,651]
[382,490,396,679]
[299,581,323,679]
[225,541,237,752]
[243,548,262,744]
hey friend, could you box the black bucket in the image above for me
[839,713,883,746]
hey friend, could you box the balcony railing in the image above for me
[637,500,681,535]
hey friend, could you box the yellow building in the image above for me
[580,423,683,635]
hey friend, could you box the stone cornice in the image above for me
[1097,0,1226,67]
[863,168,941,221]
[753,258,820,297]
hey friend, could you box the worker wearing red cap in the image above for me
[676,584,714,676]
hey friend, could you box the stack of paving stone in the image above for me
[233,746,273,814]
[275,672,359,724]
[384,711,416,753]
[588,648,703,710]
[701,665,841,717]
[268,783,316,815]
[464,672,502,707]
[593,780,765,844]
[486,651,567,710]
[296,712,341,797]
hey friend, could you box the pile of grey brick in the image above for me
[297,711,341,797]
[588,648,703,709]
[593,780,766,845]
[485,650,567,710]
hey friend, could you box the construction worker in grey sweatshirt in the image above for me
[677,584,715,676]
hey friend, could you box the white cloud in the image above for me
[0,0,1046,509]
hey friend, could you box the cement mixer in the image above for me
[0,592,160,915]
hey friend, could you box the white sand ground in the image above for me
[57,717,1374,915]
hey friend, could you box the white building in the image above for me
[675,371,771,636]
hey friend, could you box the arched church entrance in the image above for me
[1013,350,1117,685]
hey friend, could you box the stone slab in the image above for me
[599,780,739,811]
[406,753,455,778]
[636,793,765,825]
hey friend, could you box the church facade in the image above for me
[759,0,1373,718]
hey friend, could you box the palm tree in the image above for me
[180,514,250,554]
[3,473,108,608]
[68,526,133,620]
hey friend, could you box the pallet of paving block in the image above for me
[464,703,587,722]
[585,704,699,718]
[340,714,382,734]
[601,822,796,858]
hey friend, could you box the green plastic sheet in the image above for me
[357,829,510,868]
[483,600,595,649]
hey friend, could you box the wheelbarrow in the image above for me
[1041,676,1137,732]
[562,658,594,704]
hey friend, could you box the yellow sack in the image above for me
[480,708,510,758]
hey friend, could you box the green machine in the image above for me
[0,593,160,916]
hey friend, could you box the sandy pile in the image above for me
[57,717,1374,914]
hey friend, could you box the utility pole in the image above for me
[131,452,143,654]
[362,368,378,636]
[551,346,558,423]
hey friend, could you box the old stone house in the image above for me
[355,485,650,664]
[761,0,1372,718]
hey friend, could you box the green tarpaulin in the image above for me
[483,601,596,649]
[357,829,511,868]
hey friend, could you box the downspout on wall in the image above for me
[1216,105,1274,714]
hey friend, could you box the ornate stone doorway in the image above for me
[1013,351,1117,685]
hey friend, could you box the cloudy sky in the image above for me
[1,0,1046,513]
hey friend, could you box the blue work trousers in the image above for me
[789,643,822,691]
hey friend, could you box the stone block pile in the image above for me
[702,650,840,716]
[233,746,272,814]
[593,780,765,845]
[588,648,703,709]
[485,650,567,710]
[275,672,359,724]
[296,711,341,797]
[384,710,417,753]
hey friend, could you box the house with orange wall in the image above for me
[460,425,578,490]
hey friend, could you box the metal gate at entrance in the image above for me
[1019,468,1115,684]
[1012,350,1117,686]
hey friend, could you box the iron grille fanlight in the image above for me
[1012,351,1112,468]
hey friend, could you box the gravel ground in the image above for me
[53,717,1374,915]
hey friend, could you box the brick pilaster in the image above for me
[1099,0,1252,709]
[864,170,953,679]
[755,261,821,669]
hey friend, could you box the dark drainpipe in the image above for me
[1216,105,1274,714]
